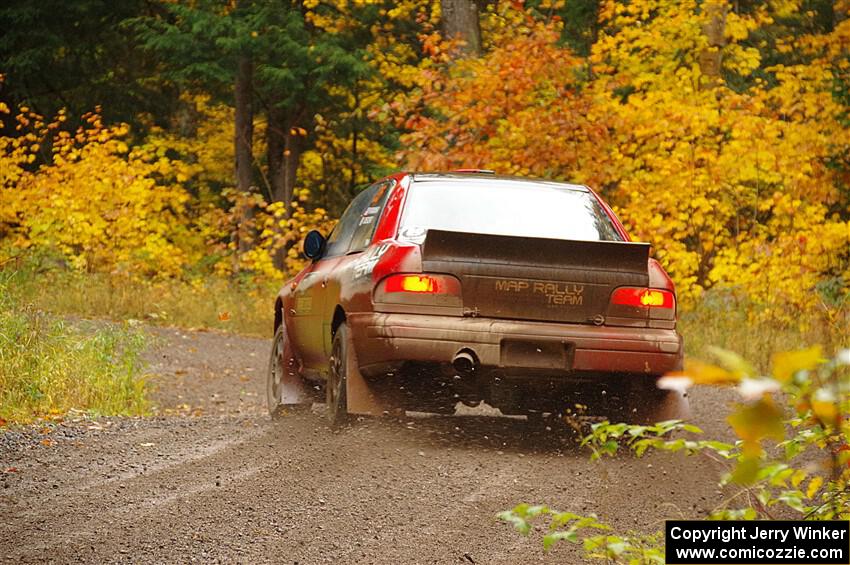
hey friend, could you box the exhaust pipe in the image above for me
[452,350,477,375]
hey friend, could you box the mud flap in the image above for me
[280,366,315,405]
[278,323,319,406]
[344,330,398,416]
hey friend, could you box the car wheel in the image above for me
[267,324,312,420]
[326,322,352,427]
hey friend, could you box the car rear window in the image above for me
[399,179,623,242]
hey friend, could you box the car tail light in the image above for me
[611,287,675,309]
[384,274,441,293]
[374,273,462,308]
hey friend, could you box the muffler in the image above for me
[452,350,478,375]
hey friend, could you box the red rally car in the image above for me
[267,172,688,425]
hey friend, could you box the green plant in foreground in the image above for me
[497,503,666,563]
[499,347,850,561]
[0,281,149,423]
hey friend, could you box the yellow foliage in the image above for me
[592,2,850,324]
[771,346,823,383]
[3,1,849,310]
[0,95,336,282]
[213,188,334,280]
[400,0,850,330]
[144,94,235,189]
[0,109,212,277]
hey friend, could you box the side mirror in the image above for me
[303,230,326,260]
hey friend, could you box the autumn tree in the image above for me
[0,107,212,276]
[587,0,850,319]
[399,17,607,180]
[400,0,850,326]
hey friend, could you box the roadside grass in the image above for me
[9,268,274,337]
[0,282,149,424]
[679,289,848,372]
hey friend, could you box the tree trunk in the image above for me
[267,106,302,212]
[281,130,301,210]
[349,85,360,192]
[698,1,727,83]
[267,106,286,204]
[267,105,304,270]
[234,55,254,257]
[440,0,481,57]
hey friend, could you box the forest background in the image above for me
[1,0,848,364]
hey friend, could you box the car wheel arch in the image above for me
[331,305,346,338]
[274,297,284,333]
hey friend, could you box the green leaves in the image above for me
[504,346,848,560]
[496,504,538,536]
[542,531,577,550]
[580,419,733,461]
[583,533,666,563]
[497,505,610,551]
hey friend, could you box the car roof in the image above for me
[408,172,589,192]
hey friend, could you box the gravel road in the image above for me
[0,326,737,564]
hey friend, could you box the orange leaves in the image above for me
[672,359,740,386]
[399,21,606,182]
[396,1,849,323]
[811,389,839,425]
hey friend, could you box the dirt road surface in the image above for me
[1,326,737,564]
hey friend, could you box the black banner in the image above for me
[665,521,849,564]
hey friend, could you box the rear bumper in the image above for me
[348,312,683,377]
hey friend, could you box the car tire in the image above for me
[326,322,352,427]
[267,324,312,420]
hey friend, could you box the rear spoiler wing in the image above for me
[422,230,650,275]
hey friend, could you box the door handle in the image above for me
[321,278,328,288]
